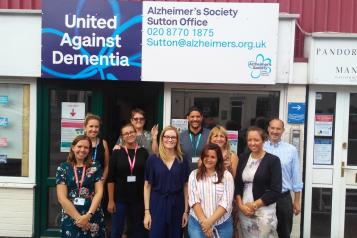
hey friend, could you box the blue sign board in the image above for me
[42,0,142,80]
[0,117,9,127]
[0,96,9,105]
[288,102,305,124]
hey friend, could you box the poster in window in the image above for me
[315,115,333,136]
[194,98,219,117]
[314,138,332,165]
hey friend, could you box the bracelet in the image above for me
[145,208,150,210]
[252,202,258,210]
[87,211,94,217]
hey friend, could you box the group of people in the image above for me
[56,107,303,238]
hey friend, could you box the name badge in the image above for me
[192,157,200,163]
[127,175,136,182]
[73,197,85,206]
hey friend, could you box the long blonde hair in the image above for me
[159,126,183,162]
[208,125,231,152]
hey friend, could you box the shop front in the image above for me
[304,34,357,238]
[1,1,305,237]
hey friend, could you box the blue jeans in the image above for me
[188,215,233,238]
[110,200,146,238]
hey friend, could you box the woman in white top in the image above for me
[188,143,235,238]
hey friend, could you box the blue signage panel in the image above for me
[288,102,305,124]
[42,0,142,80]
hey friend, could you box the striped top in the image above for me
[188,169,234,226]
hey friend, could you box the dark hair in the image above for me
[67,135,93,167]
[268,117,285,128]
[196,143,225,184]
[246,126,267,141]
[186,106,203,117]
[84,113,101,126]
[130,108,145,119]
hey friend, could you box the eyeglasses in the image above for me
[122,131,136,137]
[163,135,177,141]
[132,117,145,122]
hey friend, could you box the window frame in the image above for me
[0,78,36,185]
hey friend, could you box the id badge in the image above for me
[73,197,85,206]
[127,175,136,182]
[192,157,200,163]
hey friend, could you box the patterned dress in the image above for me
[56,162,105,238]
[238,155,278,238]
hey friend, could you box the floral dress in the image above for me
[56,162,105,238]
[238,155,278,238]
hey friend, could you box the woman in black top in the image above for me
[84,113,110,181]
[107,123,149,238]
[234,126,282,237]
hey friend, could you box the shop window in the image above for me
[171,89,279,154]
[0,84,30,177]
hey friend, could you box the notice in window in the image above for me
[314,138,332,165]
[227,130,239,154]
[171,119,188,134]
[315,115,333,136]
[60,102,86,152]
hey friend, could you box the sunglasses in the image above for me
[122,131,136,137]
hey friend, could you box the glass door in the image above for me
[304,88,357,237]
[340,92,357,237]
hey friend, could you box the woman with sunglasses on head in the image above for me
[107,123,149,238]
[113,108,158,154]
[56,135,105,237]
[143,126,190,238]
[208,125,239,178]
[235,127,282,237]
[84,113,110,182]
[188,143,235,238]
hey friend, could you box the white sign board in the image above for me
[314,138,332,165]
[171,118,188,134]
[314,115,333,137]
[142,2,279,84]
[309,37,357,85]
[61,102,85,120]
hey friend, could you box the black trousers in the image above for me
[276,191,293,238]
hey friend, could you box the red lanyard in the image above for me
[124,145,138,175]
[73,165,86,195]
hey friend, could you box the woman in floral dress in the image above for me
[56,135,105,237]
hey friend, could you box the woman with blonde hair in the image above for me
[143,126,190,238]
[84,113,110,181]
[208,125,239,178]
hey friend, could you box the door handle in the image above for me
[341,161,345,177]
[341,161,354,177]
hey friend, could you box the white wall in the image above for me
[0,10,41,77]
[0,186,34,237]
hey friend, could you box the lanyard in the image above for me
[124,145,138,175]
[92,138,99,161]
[189,133,202,157]
[73,165,86,196]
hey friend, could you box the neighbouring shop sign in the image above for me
[42,0,279,84]
[309,37,357,85]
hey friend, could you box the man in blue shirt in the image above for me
[264,118,303,238]
[180,106,210,172]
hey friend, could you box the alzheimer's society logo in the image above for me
[248,54,272,79]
